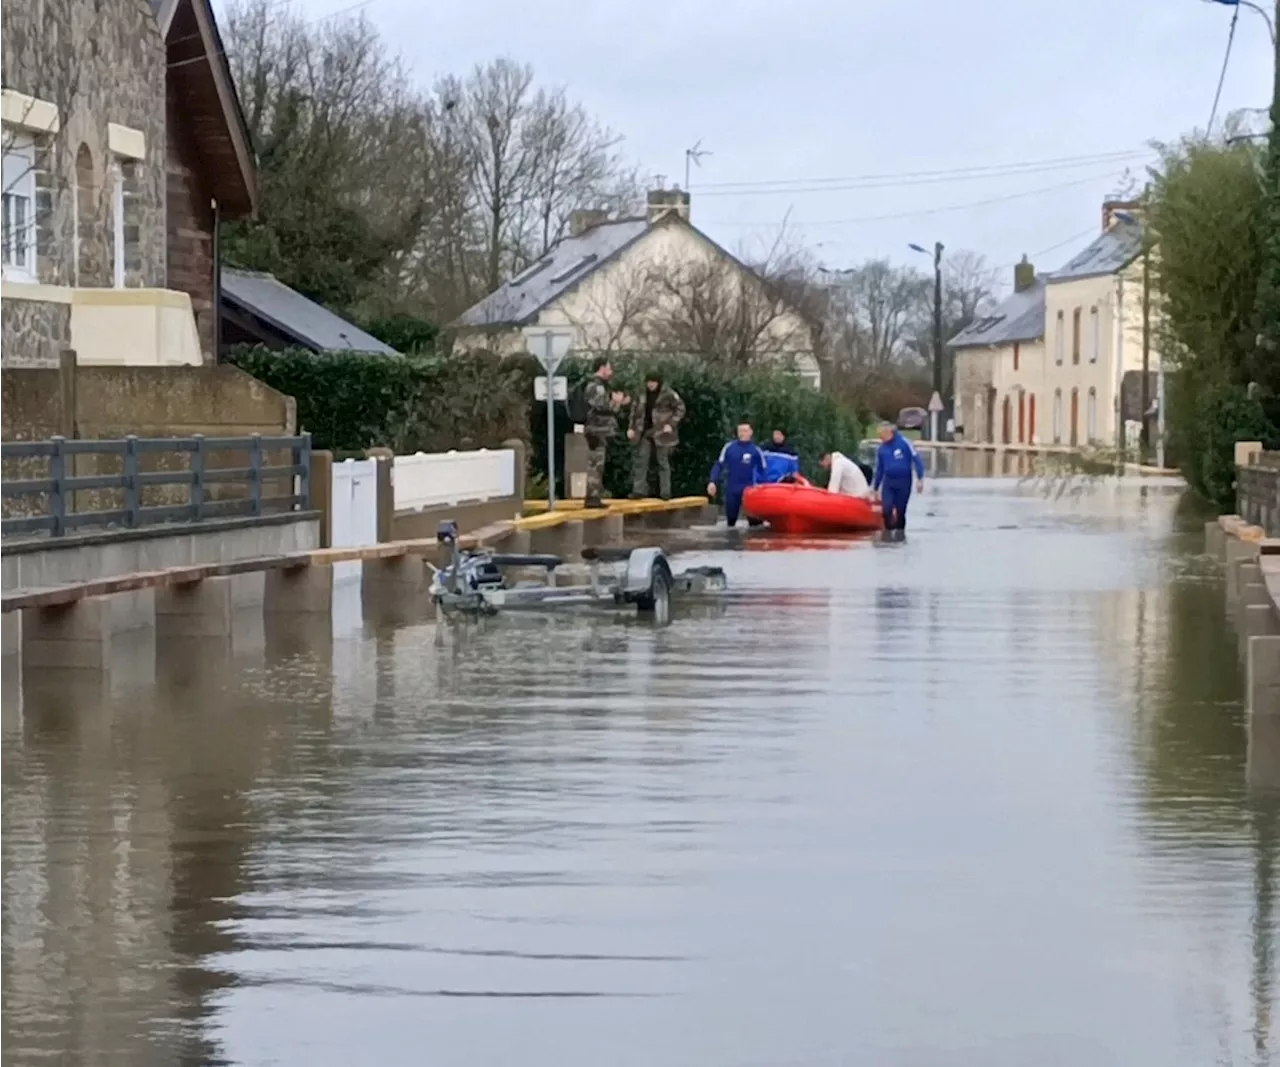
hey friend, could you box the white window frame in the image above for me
[1089,305,1099,363]
[110,159,125,288]
[1054,310,1065,365]
[2,130,37,281]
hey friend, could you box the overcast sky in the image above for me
[286,0,1275,287]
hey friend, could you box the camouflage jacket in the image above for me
[628,385,687,447]
[583,377,618,439]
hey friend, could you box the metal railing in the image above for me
[1,434,312,538]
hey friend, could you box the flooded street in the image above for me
[3,469,1278,1066]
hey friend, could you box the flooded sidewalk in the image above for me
[3,473,1278,1066]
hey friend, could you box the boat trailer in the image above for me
[429,520,727,619]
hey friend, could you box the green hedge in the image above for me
[227,345,531,454]
[229,346,863,499]
[532,357,863,499]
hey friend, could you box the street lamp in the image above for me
[909,241,945,440]
[1205,0,1276,45]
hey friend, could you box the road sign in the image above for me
[522,326,575,374]
[534,375,568,401]
[927,391,945,413]
[522,327,577,509]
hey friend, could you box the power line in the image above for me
[703,168,1133,228]
[688,147,1152,196]
[1207,3,1241,136]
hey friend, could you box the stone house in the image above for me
[453,189,821,387]
[1,0,256,368]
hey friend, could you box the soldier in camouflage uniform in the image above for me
[583,356,626,508]
[627,372,686,499]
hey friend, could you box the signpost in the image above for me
[533,376,568,401]
[522,327,575,508]
[927,391,945,443]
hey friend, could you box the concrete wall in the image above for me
[1239,451,1280,536]
[1,512,320,592]
[2,355,299,519]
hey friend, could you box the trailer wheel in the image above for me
[634,559,672,618]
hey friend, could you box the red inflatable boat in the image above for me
[742,475,883,534]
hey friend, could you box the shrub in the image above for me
[530,356,863,498]
[228,345,531,453]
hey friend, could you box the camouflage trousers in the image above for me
[631,436,674,498]
[585,435,609,499]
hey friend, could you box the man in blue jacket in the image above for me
[872,421,925,531]
[707,423,767,527]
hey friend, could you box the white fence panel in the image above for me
[331,458,378,588]
[393,448,516,512]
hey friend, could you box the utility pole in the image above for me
[933,241,945,439]
[1141,241,1151,463]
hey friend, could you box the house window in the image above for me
[111,160,124,288]
[1053,388,1063,444]
[1072,307,1081,365]
[1055,310,1064,365]
[2,132,36,280]
[1013,342,1020,372]
[1089,305,1099,363]
[1087,387,1098,442]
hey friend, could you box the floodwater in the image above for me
[3,460,1279,1066]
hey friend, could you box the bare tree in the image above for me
[637,230,816,367]
[821,259,930,373]
[562,258,664,352]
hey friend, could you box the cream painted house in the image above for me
[951,201,1157,449]
[452,190,821,386]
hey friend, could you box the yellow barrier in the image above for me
[515,496,708,531]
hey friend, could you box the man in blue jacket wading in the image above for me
[707,423,767,527]
[872,421,925,531]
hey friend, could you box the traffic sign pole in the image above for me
[523,327,574,510]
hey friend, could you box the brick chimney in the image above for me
[569,209,609,237]
[1013,254,1035,292]
[647,187,691,224]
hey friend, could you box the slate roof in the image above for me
[1048,214,1144,282]
[454,219,651,328]
[221,269,398,354]
[949,276,1047,349]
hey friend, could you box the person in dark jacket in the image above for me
[767,429,797,456]
[872,421,925,531]
[707,423,767,527]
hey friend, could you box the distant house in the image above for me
[452,189,820,387]
[220,269,398,355]
[951,258,1046,444]
[950,199,1158,448]
[1,0,256,367]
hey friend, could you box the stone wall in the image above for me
[0,298,71,368]
[1,0,166,296]
[954,349,995,442]
[1239,451,1280,536]
[165,88,217,360]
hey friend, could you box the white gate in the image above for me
[330,458,378,591]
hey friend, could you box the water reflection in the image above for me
[3,474,1278,1066]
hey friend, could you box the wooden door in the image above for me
[1069,388,1079,447]
[1028,394,1037,443]
[1002,395,1012,444]
[1017,393,1026,444]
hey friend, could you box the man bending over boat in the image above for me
[871,421,925,531]
[819,450,873,498]
[707,423,767,528]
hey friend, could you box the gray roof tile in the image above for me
[455,219,651,328]
[222,269,398,354]
[949,277,1046,349]
[1048,216,1144,282]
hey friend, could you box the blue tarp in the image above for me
[761,451,800,483]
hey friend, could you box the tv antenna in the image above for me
[684,140,712,189]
